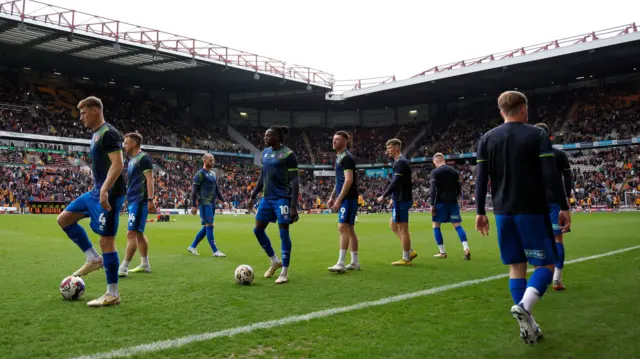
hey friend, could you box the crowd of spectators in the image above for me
[1,72,640,212]
[569,146,640,206]
[0,165,91,206]
[239,124,411,165]
[0,75,248,154]
[3,71,640,166]
[559,91,640,143]
[149,154,259,210]
[2,142,637,212]
[0,147,261,211]
[412,88,640,158]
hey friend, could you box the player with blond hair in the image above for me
[475,91,571,344]
[430,152,471,260]
[57,96,126,307]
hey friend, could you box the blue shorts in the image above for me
[199,204,215,225]
[338,198,358,225]
[392,200,411,223]
[549,203,571,236]
[432,203,462,223]
[495,214,557,266]
[66,191,126,237]
[127,201,149,233]
[256,198,291,224]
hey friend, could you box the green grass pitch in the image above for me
[1,212,639,359]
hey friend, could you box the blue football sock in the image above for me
[528,267,553,297]
[509,278,527,304]
[254,227,275,257]
[433,227,444,245]
[555,242,565,269]
[190,226,207,248]
[63,223,93,252]
[102,252,119,285]
[455,226,467,242]
[280,229,292,267]
[205,226,218,252]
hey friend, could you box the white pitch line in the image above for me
[72,245,640,359]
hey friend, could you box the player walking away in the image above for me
[377,138,417,266]
[475,91,571,344]
[535,123,573,291]
[430,153,471,260]
[247,125,300,284]
[56,96,126,307]
[187,153,227,257]
[327,131,360,273]
[118,132,155,277]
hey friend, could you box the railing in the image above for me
[331,76,396,94]
[0,0,335,87]
[0,102,29,110]
[412,23,638,78]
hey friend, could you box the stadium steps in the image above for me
[302,131,316,164]
[561,100,582,133]
[620,176,631,191]
[410,118,459,157]
[567,100,581,121]
[402,126,428,157]
[227,125,262,166]
[28,82,42,105]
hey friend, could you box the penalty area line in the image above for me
[72,245,640,359]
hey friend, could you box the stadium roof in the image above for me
[229,23,640,111]
[0,0,334,94]
[328,23,640,105]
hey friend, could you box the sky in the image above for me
[32,0,640,84]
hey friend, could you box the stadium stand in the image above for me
[2,141,638,212]
[0,73,250,154]
[0,6,639,214]
[1,69,639,212]
[238,124,404,164]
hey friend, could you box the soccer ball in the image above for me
[234,264,254,285]
[60,276,85,300]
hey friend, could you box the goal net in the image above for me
[623,191,640,210]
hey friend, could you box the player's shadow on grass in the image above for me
[232,282,262,289]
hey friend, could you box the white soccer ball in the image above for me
[60,276,85,300]
[234,264,254,285]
